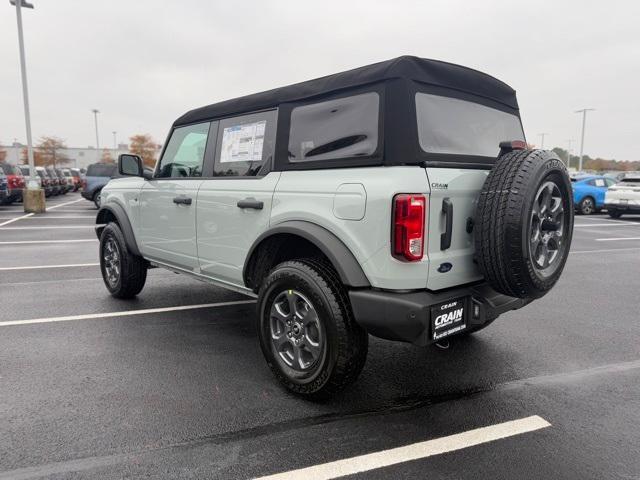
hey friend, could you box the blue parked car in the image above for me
[571,175,617,215]
[81,163,119,208]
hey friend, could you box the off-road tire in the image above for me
[578,196,595,215]
[608,210,623,219]
[474,149,574,299]
[257,259,368,400]
[93,190,102,209]
[99,222,147,299]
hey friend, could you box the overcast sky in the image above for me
[1,0,638,160]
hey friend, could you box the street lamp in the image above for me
[92,109,100,162]
[575,108,595,172]
[10,0,44,212]
[112,131,117,150]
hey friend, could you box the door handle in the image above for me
[440,197,453,250]
[237,198,264,210]
[173,196,192,205]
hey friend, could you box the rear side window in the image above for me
[86,163,117,177]
[288,92,379,163]
[415,93,525,157]
[156,122,210,178]
[213,110,277,177]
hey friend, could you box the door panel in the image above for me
[137,121,211,271]
[138,179,203,270]
[196,172,281,286]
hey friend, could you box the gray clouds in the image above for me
[1,0,638,159]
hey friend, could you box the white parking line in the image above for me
[26,215,96,219]
[574,223,640,228]
[0,239,98,245]
[0,263,99,271]
[47,198,84,210]
[254,415,551,480]
[595,237,640,242]
[0,212,33,227]
[0,300,256,327]
[0,225,99,230]
[571,247,640,254]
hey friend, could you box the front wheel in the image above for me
[99,223,147,299]
[257,259,368,400]
[93,190,102,209]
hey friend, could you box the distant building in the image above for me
[0,143,162,169]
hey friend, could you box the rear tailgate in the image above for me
[425,167,487,290]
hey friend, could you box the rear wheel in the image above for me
[578,196,595,215]
[99,223,147,299]
[257,259,368,400]
[609,210,623,219]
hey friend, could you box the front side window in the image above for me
[416,93,525,157]
[156,122,210,178]
[213,110,277,177]
[288,92,380,163]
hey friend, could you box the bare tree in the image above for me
[36,136,71,167]
[129,134,158,168]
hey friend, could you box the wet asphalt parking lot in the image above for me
[1,192,639,480]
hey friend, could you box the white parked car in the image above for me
[605,174,640,218]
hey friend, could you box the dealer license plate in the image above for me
[431,298,467,340]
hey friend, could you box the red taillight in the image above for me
[392,194,426,261]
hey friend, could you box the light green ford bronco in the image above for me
[97,56,574,399]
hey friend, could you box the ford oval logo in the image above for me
[437,262,453,273]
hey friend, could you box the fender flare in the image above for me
[95,203,142,257]
[243,220,370,288]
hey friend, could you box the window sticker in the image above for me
[220,121,266,163]
[594,179,605,187]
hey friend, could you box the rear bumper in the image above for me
[605,203,640,213]
[349,283,528,346]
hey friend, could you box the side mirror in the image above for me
[118,154,144,177]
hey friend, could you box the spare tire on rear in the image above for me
[474,149,574,299]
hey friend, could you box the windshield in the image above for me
[0,163,18,175]
[415,93,525,157]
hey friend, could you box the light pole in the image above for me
[565,139,573,169]
[112,131,117,150]
[92,109,100,162]
[10,0,44,212]
[538,133,549,149]
[575,108,595,172]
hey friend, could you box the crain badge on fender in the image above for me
[437,262,452,273]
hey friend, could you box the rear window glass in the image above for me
[621,177,640,184]
[415,93,525,157]
[86,163,117,177]
[288,92,379,163]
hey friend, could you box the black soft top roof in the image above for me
[174,56,518,127]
